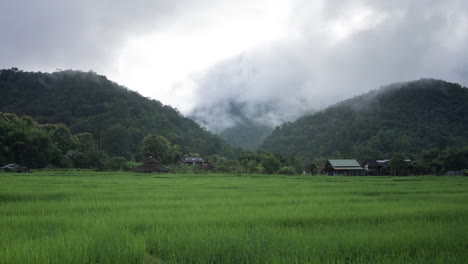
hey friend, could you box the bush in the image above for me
[278,166,296,175]
[105,157,128,171]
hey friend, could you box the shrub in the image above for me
[278,166,296,175]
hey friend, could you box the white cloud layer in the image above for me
[1,0,467,131]
[191,0,468,131]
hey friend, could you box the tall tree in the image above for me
[390,153,407,176]
[141,134,181,164]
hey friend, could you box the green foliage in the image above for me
[312,157,328,172]
[414,146,468,175]
[69,133,107,169]
[0,68,238,159]
[140,134,181,164]
[46,124,76,155]
[291,156,305,174]
[102,124,130,159]
[389,153,407,176]
[0,113,62,168]
[105,156,128,171]
[261,155,281,174]
[277,166,296,174]
[308,162,318,174]
[260,79,468,161]
[219,122,272,150]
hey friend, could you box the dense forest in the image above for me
[260,79,468,163]
[2,69,467,175]
[0,112,100,169]
[0,68,239,161]
[0,112,307,174]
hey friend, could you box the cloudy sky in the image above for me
[1,0,467,131]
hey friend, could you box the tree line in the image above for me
[260,79,468,169]
[0,112,179,170]
[0,68,239,161]
[0,112,305,174]
[2,112,467,175]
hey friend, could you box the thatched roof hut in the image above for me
[134,156,169,173]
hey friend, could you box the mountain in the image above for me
[0,68,238,159]
[218,123,272,150]
[189,100,291,150]
[259,79,468,160]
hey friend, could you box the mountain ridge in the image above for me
[259,79,468,160]
[0,68,238,159]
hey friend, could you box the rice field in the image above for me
[0,171,467,264]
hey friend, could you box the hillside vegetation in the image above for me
[0,68,237,160]
[219,122,272,150]
[260,79,468,160]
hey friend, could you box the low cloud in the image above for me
[0,0,199,72]
[1,0,467,134]
[191,0,468,131]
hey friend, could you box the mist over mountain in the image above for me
[189,96,315,149]
[259,79,468,160]
[0,68,238,159]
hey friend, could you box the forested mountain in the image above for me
[190,100,277,150]
[0,68,238,160]
[260,79,468,160]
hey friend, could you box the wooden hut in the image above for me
[324,159,363,176]
[134,156,169,173]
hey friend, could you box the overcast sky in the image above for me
[1,0,467,131]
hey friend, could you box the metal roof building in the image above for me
[324,159,363,176]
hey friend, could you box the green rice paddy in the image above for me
[0,171,467,263]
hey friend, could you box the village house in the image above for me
[183,156,214,171]
[362,159,390,176]
[324,159,363,176]
[134,156,169,173]
[1,163,30,173]
[362,158,413,176]
[184,157,205,166]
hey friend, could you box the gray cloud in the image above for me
[1,0,467,134]
[0,0,193,72]
[191,0,468,132]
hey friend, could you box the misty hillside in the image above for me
[218,123,272,150]
[190,100,291,150]
[259,79,468,160]
[0,68,238,158]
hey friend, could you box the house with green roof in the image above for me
[324,159,363,176]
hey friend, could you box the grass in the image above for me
[0,171,467,263]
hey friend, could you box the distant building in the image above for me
[184,157,205,166]
[362,158,413,176]
[362,159,390,176]
[1,163,30,173]
[324,159,363,176]
[134,156,169,173]
[183,156,215,171]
